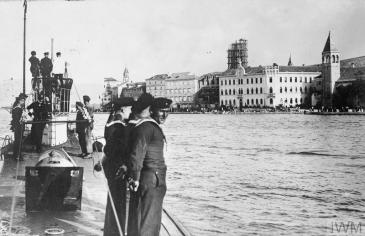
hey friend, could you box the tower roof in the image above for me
[288,54,293,66]
[322,31,338,53]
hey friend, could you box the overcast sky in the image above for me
[0,0,365,102]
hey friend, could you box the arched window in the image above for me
[233,80,235,85]
[269,77,273,83]
[229,100,232,106]
[310,78,312,83]
[247,79,249,84]
[255,78,258,83]
[270,99,273,105]
[256,88,258,94]
[300,87,303,93]
[225,89,227,95]
[326,55,330,63]
[251,99,254,105]
[260,78,263,83]
[221,90,223,95]
[280,77,282,82]
[336,55,339,63]
[305,77,307,83]
[260,88,263,94]
[300,98,303,103]
[280,87,282,93]
[290,87,292,92]
[233,89,236,95]
[251,88,254,94]
[295,77,297,82]
[225,100,227,105]
[304,87,307,93]
[332,55,336,63]
[256,99,258,105]
[229,80,231,85]
[290,77,292,82]
[225,80,227,85]
[221,100,223,105]
[260,99,263,104]
[251,78,254,84]
[290,98,293,104]
[247,99,250,105]
[285,87,287,93]
[269,87,273,93]
[221,80,223,86]
[295,98,298,103]
[247,88,249,94]
[229,89,231,95]
[233,100,236,106]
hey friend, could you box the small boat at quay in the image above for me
[0,2,191,235]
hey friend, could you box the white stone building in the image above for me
[219,65,321,108]
[165,72,199,108]
[145,74,168,98]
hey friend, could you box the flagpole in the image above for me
[23,0,27,94]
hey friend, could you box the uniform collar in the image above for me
[105,120,126,127]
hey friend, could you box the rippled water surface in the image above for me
[1,110,365,235]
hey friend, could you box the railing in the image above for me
[31,77,73,114]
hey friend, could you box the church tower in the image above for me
[321,32,340,107]
[123,67,129,83]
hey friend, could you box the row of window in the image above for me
[221,86,309,96]
[279,86,308,94]
[199,78,219,87]
[221,98,274,106]
[279,77,312,83]
[221,97,304,106]
[170,96,193,102]
[165,88,193,94]
[220,76,315,86]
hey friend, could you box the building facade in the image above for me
[101,77,119,106]
[196,72,221,108]
[165,72,199,109]
[120,82,146,100]
[219,65,321,108]
[145,74,168,98]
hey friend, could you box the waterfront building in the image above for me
[196,72,221,108]
[120,82,146,100]
[146,74,168,97]
[228,39,248,69]
[218,64,321,108]
[101,77,119,106]
[165,72,199,109]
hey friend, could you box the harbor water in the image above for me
[1,110,365,235]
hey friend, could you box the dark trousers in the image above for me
[104,177,127,236]
[128,169,166,236]
[31,123,45,152]
[77,127,92,154]
[13,127,22,159]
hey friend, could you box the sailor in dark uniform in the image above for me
[27,96,49,153]
[40,52,53,78]
[29,51,40,90]
[127,93,172,236]
[101,97,134,236]
[10,93,28,160]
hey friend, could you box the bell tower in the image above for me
[322,32,340,107]
[321,31,340,107]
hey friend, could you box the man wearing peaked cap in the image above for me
[17,93,28,100]
[101,96,134,236]
[127,93,169,236]
[40,52,53,78]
